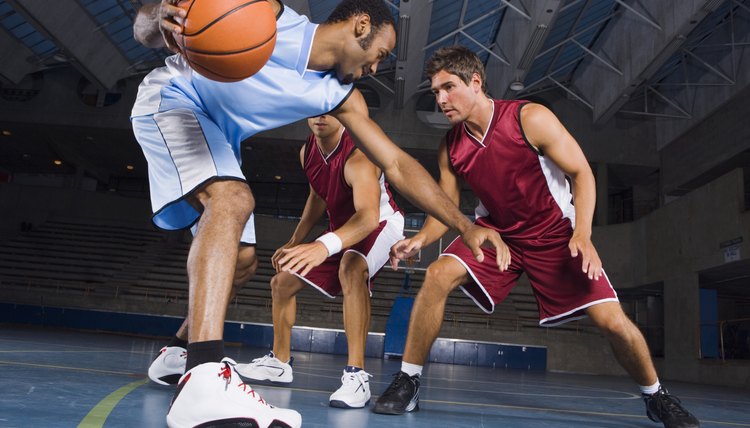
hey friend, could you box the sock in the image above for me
[167,335,188,349]
[401,362,423,377]
[640,379,661,395]
[345,365,363,373]
[185,340,224,371]
[270,350,293,365]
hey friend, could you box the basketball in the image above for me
[176,0,277,82]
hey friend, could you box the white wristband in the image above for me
[316,232,342,257]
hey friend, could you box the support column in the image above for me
[661,272,701,381]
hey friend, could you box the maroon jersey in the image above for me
[445,99,576,240]
[303,129,399,231]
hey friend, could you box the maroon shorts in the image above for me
[441,225,618,326]
[293,214,404,298]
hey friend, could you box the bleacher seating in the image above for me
[0,217,599,336]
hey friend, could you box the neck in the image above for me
[307,23,341,71]
[316,129,342,155]
[464,97,494,140]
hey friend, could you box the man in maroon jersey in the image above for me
[373,46,699,428]
[236,114,404,409]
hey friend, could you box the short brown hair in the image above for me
[425,45,486,93]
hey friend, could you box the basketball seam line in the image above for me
[182,0,266,37]
[183,30,276,55]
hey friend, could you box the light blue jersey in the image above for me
[131,4,353,231]
[132,4,353,148]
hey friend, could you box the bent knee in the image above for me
[196,180,255,217]
[233,247,258,286]
[424,260,464,293]
[270,272,298,299]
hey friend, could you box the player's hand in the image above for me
[159,0,185,53]
[569,231,602,280]
[277,242,329,277]
[271,242,295,272]
[389,237,423,270]
[462,225,511,272]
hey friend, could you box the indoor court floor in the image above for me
[1,326,748,428]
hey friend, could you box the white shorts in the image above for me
[131,108,246,231]
[293,212,404,298]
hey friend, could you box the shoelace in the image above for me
[382,372,413,396]
[251,354,273,365]
[218,361,269,406]
[341,371,372,389]
[651,391,691,418]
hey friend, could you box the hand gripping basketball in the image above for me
[173,0,278,82]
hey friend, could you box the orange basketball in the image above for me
[176,0,277,82]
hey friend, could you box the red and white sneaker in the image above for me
[166,358,302,428]
[148,346,186,386]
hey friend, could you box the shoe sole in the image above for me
[150,373,181,386]
[168,416,297,428]
[329,399,370,409]
[372,403,419,415]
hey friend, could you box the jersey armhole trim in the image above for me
[325,86,355,116]
[276,0,284,19]
[518,102,543,157]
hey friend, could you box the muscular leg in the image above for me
[188,180,254,343]
[177,245,258,341]
[586,301,658,386]
[270,272,306,362]
[402,257,469,365]
[338,253,371,369]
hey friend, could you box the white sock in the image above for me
[401,362,423,377]
[639,379,660,395]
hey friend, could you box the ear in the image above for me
[470,73,481,93]
[354,14,371,38]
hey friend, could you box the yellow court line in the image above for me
[0,360,140,376]
[77,378,148,428]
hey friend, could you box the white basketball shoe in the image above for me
[329,369,372,408]
[166,358,301,428]
[148,346,187,386]
[235,352,293,384]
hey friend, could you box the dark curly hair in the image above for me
[425,45,487,94]
[325,0,395,35]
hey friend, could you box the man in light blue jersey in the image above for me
[131,1,508,427]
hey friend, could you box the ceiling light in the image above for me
[126,165,134,170]
[509,80,525,91]
[2,130,11,136]
[53,159,62,165]
[274,175,282,180]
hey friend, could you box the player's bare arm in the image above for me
[272,147,327,272]
[520,103,601,280]
[278,149,382,276]
[134,0,282,51]
[390,139,510,272]
[333,90,506,264]
[389,139,456,268]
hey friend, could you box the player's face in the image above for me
[431,70,483,124]
[337,24,396,84]
[307,115,343,139]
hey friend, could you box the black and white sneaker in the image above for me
[329,369,372,408]
[644,386,700,428]
[166,358,301,428]
[148,346,186,386]
[235,352,293,384]
[372,371,420,415]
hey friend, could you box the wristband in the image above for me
[316,232,342,256]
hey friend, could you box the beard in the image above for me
[358,29,376,50]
